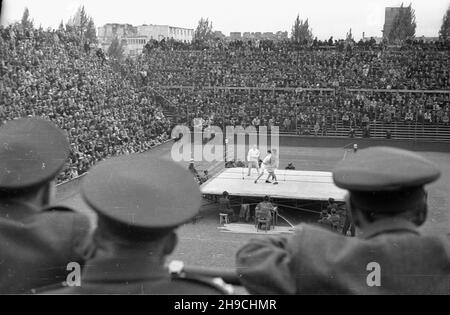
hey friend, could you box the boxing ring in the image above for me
[200,167,346,202]
[200,167,347,231]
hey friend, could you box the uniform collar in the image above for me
[82,246,170,284]
[359,217,420,239]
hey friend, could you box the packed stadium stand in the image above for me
[0,25,171,182]
[140,43,450,89]
[135,39,450,142]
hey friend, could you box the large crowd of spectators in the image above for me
[0,24,171,182]
[157,88,450,135]
[133,38,450,136]
[139,39,450,90]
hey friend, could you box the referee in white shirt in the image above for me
[247,144,260,176]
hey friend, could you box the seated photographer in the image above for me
[218,191,237,222]
[254,196,273,222]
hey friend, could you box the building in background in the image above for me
[97,23,137,52]
[241,31,288,41]
[382,6,409,39]
[229,32,242,40]
[228,31,288,41]
[137,24,193,42]
[212,31,226,40]
[415,36,440,42]
[361,32,383,44]
[122,35,148,56]
[97,23,193,56]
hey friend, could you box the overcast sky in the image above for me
[1,0,449,40]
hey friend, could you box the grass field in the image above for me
[57,141,450,270]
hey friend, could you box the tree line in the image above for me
[16,3,450,59]
[193,3,450,45]
[19,6,97,44]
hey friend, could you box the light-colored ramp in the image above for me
[218,223,295,235]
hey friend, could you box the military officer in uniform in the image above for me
[236,146,449,294]
[44,154,231,294]
[0,118,93,294]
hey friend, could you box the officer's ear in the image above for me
[41,181,56,206]
[345,193,352,215]
[413,204,427,226]
[163,232,178,256]
[412,190,428,226]
[346,193,362,228]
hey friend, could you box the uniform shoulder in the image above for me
[35,276,233,295]
[167,274,233,295]
[39,205,92,230]
[37,205,94,255]
[41,205,91,223]
[295,222,338,235]
[31,282,71,295]
[291,223,350,249]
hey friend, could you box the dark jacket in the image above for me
[218,197,231,213]
[0,201,92,294]
[42,246,228,294]
[236,218,450,294]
